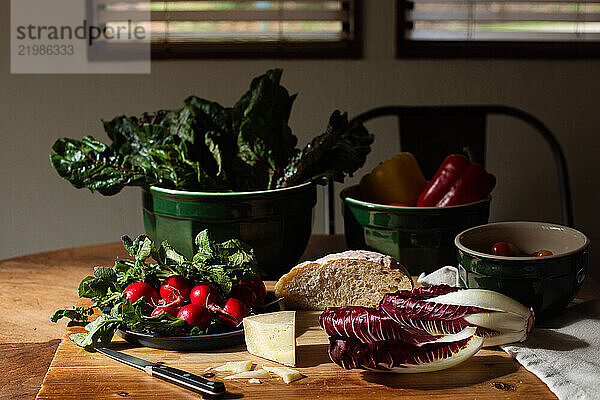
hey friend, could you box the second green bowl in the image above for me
[342,185,490,274]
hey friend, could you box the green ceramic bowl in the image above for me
[341,185,490,275]
[455,221,589,321]
[142,182,317,280]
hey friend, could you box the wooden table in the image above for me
[0,235,597,400]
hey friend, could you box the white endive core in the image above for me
[424,289,535,346]
[425,289,531,318]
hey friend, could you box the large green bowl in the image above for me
[455,221,589,321]
[142,182,317,280]
[341,185,490,274]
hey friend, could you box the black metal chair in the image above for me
[325,105,573,233]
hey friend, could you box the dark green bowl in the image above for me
[341,185,490,275]
[142,183,317,280]
[455,221,590,321]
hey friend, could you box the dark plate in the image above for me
[116,328,245,351]
[116,294,283,351]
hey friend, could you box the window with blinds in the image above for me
[91,0,361,58]
[397,0,600,57]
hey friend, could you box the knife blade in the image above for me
[96,347,226,396]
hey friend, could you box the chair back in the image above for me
[340,104,573,227]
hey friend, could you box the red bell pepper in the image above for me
[417,153,496,207]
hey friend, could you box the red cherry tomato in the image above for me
[229,284,257,307]
[531,249,553,257]
[190,283,218,307]
[219,298,248,328]
[491,242,521,256]
[247,276,267,304]
[177,304,211,330]
[159,275,193,306]
[151,306,179,318]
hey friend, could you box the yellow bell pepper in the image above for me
[359,152,426,206]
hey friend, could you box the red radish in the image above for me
[160,275,193,307]
[151,306,179,318]
[190,283,218,307]
[247,276,267,304]
[177,304,211,330]
[229,284,257,307]
[219,297,248,328]
[123,282,159,312]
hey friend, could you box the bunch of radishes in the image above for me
[122,275,267,333]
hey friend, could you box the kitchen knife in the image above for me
[96,347,226,396]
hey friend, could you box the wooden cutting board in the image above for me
[36,310,554,400]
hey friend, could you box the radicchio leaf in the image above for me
[328,333,483,372]
[385,284,462,301]
[380,291,493,336]
[319,306,441,345]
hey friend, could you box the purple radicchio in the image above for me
[328,332,483,373]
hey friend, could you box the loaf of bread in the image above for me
[274,250,413,310]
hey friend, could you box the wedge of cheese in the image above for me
[242,311,296,366]
[263,366,302,384]
[213,360,253,373]
[223,369,271,380]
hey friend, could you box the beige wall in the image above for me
[1,1,597,271]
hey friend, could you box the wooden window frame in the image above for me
[396,0,600,58]
[88,0,363,60]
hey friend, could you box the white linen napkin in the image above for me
[418,266,600,400]
[502,301,600,400]
[417,266,459,287]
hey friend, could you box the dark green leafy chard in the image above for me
[183,96,235,188]
[231,68,298,190]
[50,135,218,195]
[102,110,181,156]
[50,68,373,194]
[50,136,164,196]
[51,230,258,349]
[278,111,374,187]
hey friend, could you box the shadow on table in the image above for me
[296,343,330,368]
[105,341,142,351]
[515,329,588,351]
[0,339,61,400]
[539,299,600,329]
[361,355,518,390]
[214,392,243,399]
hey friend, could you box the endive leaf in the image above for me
[464,311,528,332]
[426,288,532,319]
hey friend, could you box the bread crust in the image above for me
[274,250,413,310]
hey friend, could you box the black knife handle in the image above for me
[149,365,226,396]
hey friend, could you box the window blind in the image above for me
[91,0,360,57]
[403,0,600,42]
